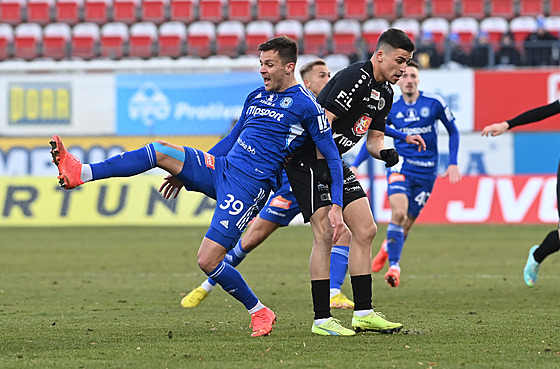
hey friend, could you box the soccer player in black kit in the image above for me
[482,99,560,288]
[286,28,419,335]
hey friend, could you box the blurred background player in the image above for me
[50,36,345,338]
[181,59,355,310]
[481,99,560,287]
[354,59,461,287]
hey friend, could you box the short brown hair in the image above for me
[258,36,298,65]
[407,59,419,69]
[299,58,327,80]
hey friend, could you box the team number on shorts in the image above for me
[414,191,431,207]
[219,194,244,215]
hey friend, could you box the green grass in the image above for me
[1,224,560,368]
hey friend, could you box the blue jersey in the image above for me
[386,91,459,180]
[208,84,343,206]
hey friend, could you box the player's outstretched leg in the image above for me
[351,311,403,334]
[181,280,214,308]
[385,266,401,287]
[50,135,84,189]
[371,239,388,272]
[523,245,540,287]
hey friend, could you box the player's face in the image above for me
[303,65,331,97]
[375,47,413,84]
[397,65,419,95]
[259,50,295,92]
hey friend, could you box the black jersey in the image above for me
[292,60,394,160]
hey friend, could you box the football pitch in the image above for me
[1,224,559,369]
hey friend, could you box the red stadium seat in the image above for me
[550,2,560,16]
[372,0,395,20]
[141,0,168,24]
[129,21,157,58]
[0,24,14,60]
[488,0,514,19]
[518,0,543,17]
[544,16,560,38]
[198,0,224,22]
[323,53,350,71]
[227,0,253,22]
[332,19,360,56]
[302,19,331,56]
[275,19,303,43]
[100,21,128,58]
[158,21,186,57]
[422,17,450,49]
[13,23,42,59]
[0,0,25,26]
[55,0,83,25]
[169,0,196,22]
[314,0,339,22]
[215,20,244,57]
[71,22,100,59]
[256,0,282,22]
[112,0,139,24]
[27,0,54,25]
[480,16,509,47]
[187,20,215,57]
[83,0,111,24]
[430,0,456,19]
[362,18,389,54]
[459,0,485,19]
[450,16,479,47]
[285,0,310,21]
[245,20,273,54]
[509,16,537,45]
[392,18,420,43]
[43,22,71,59]
[401,0,426,19]
[341,0,369,21]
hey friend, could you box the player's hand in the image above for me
[328,204,344,243]
[442,165,461,184]
[406,134,426,152]
[159,175,184,199]
[481,122,509,137]
[380,148,399,168]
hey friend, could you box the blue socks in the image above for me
[387,222,404,267]
[206,261,258,310]
[329,245,349,289]
[208,239,248,286]
[90,144,157,180]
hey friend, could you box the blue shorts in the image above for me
[176,147,270,250]
[259,172,300,226]
[386,170,435,219]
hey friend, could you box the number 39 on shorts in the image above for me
[219,194,244,215]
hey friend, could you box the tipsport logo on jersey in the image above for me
[116,73,262,136]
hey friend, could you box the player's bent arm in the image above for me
[481,121,509,137]
[507,99,560,128]
[365,129,386,160]
[314,134,344,208]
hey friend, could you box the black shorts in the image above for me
[285,159,367,222]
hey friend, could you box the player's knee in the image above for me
[337,226,352,246]
[197,253,218,273]
[352,221,377,245]
[392,209,408,225]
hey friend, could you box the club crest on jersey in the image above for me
[370,89,380,100]
[280,97,293,108]
[270,195,292,209]
[388,172,405,183]
[203,153,215,170]
[261,93,278,106]
[353,115,372,135]
[378,97,386,110]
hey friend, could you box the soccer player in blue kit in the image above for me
[364,60,462,287]
[49,36,345,337]
[481,99,560,288]
[180,59,356,311]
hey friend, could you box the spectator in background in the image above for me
[415,31,443,68]
[447,32,469,66]
[524,15,557,66]
[495,32,522,66]
[470,30,491,68]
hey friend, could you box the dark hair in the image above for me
[258,36,298,65]
[407,59,419,69]
[299,58,327,79]
[376,28,415,53]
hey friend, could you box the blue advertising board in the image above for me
[116,72,262,135]
[515,132,560,174]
